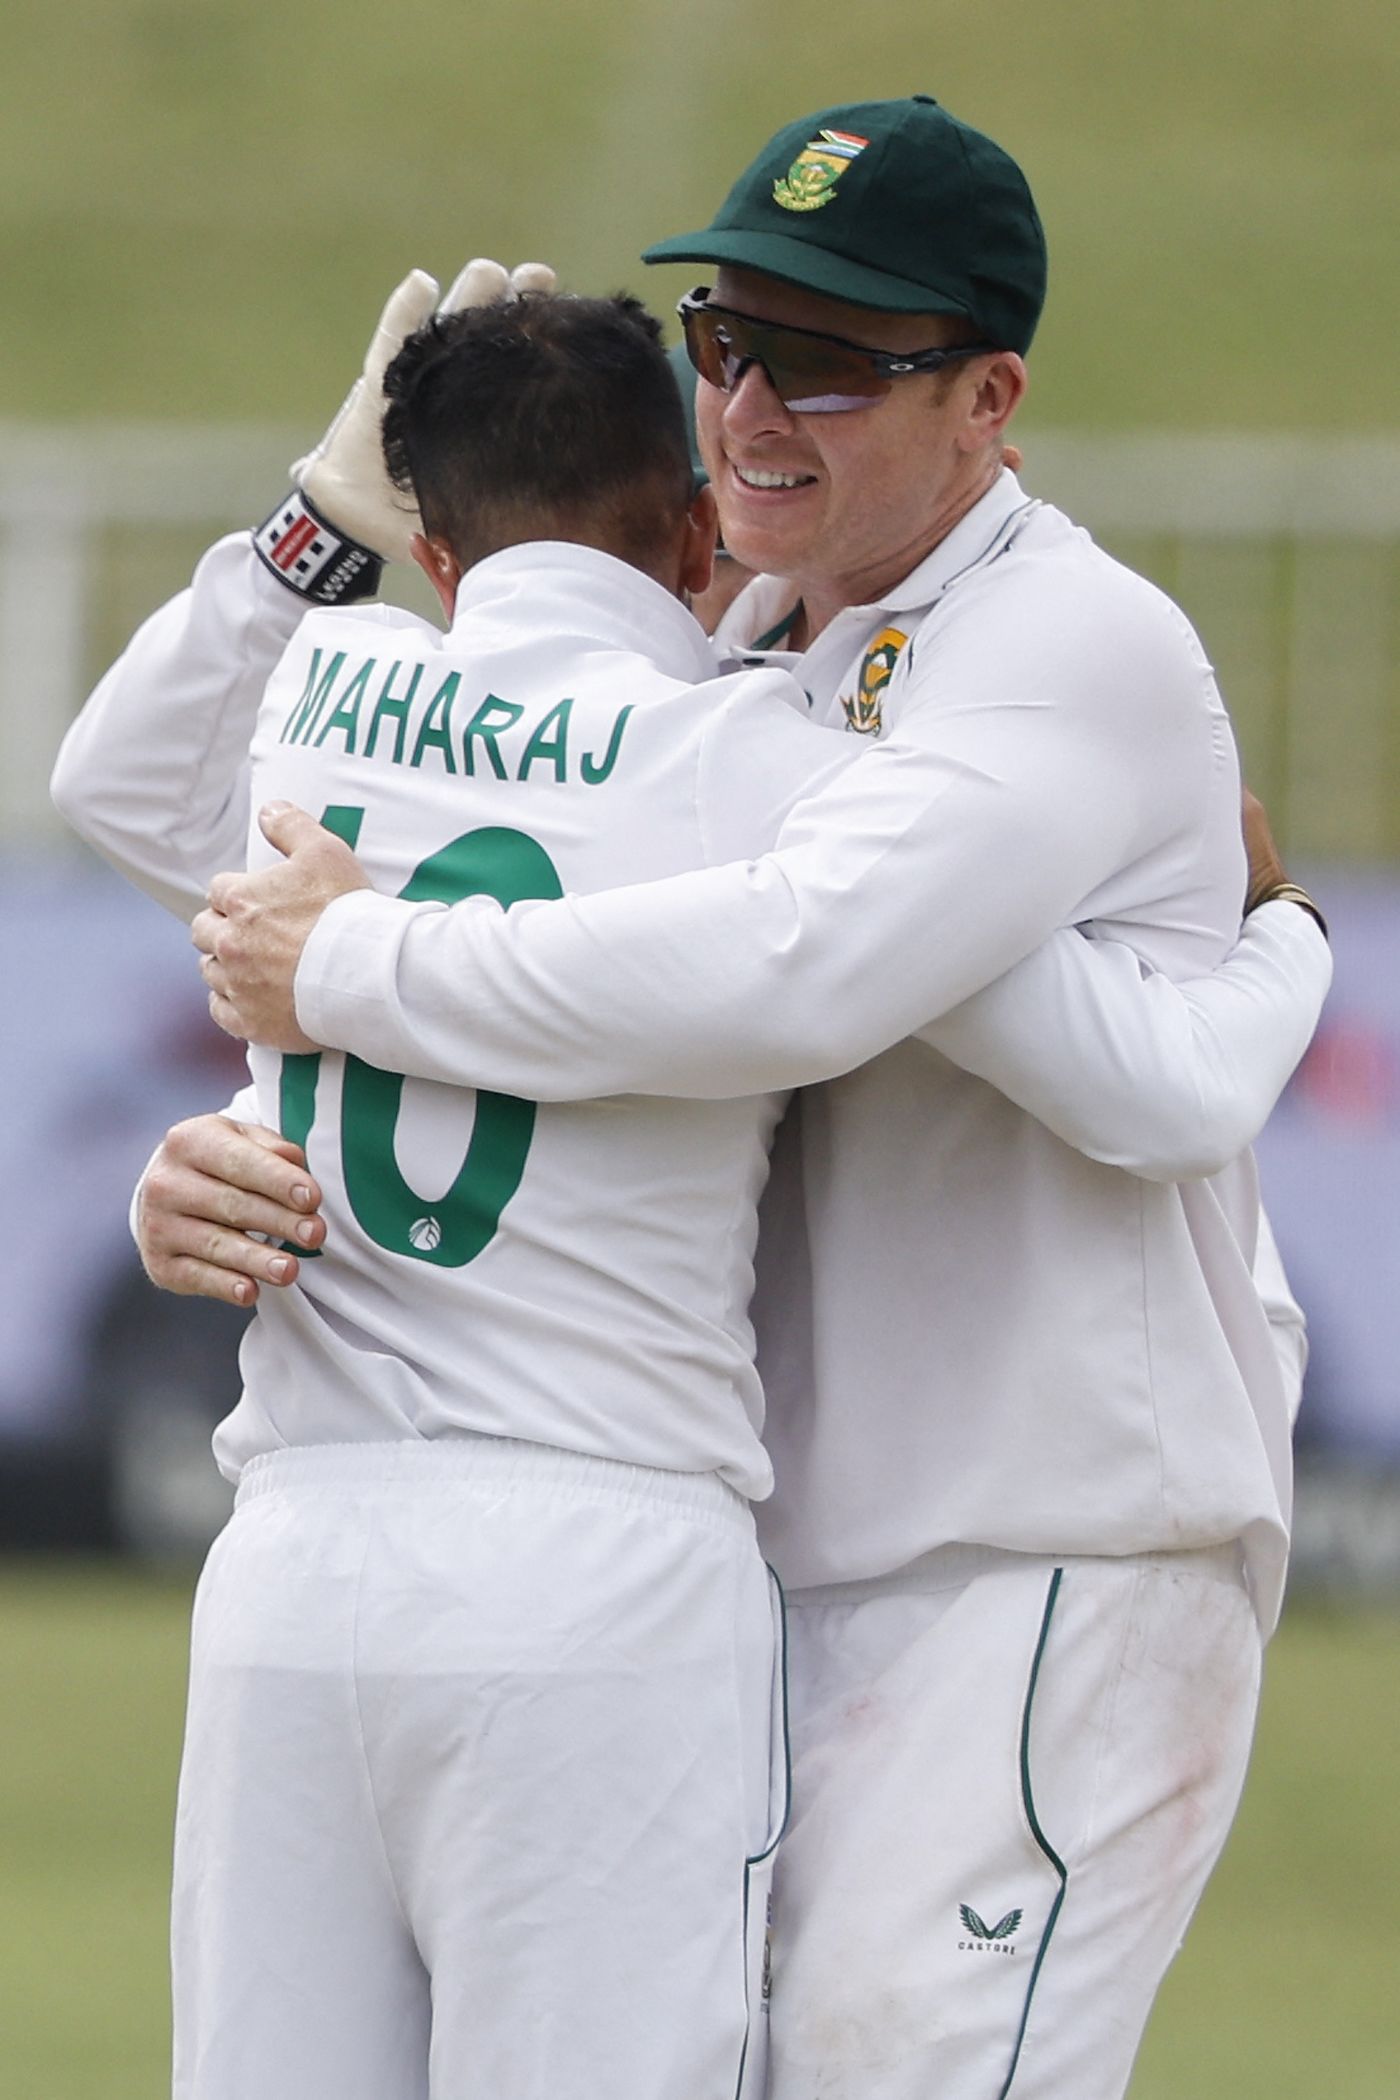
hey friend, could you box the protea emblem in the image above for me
[960,1904,1023,1942]
[773,129,869,213]
[842,626,907,736]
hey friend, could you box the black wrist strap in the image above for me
[252,489,384,604]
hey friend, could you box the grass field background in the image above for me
[4,0,1398,432]
[7,1,1398,857]
[1,1564,1396,2097]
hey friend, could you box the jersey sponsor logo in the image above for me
[957,1903,1022,1954]
[840,627,907,736]
[772,129,869,213]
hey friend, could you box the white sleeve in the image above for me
[694,675,858,865]
[51,534,304,921]
[1253,1208,1309,1427]
[920,902,1331,1179]
[295,579,1223,1099]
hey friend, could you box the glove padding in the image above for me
[292,259,557,564]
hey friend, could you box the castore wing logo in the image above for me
[958,1903,1023,1954]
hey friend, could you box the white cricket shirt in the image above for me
[51,505,1331,1625]
[217,543,855,1494]
[292,475,1324,1628]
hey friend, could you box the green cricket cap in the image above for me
[643,95,1047,354]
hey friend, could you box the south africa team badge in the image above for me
[773,129,869,213]
[841,627,907,736]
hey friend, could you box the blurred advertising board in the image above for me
[4,849,1394,1555]
[1257,870,1400,1460]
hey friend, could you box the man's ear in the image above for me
[956,352,1028,457]
[410,531,464,621]
[678,483,720,600]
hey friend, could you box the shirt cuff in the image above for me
[1247,896,1334,986]
[297,890,398,1051]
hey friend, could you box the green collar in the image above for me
[750,602,804,651]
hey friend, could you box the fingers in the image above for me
[206,984,251,1042]
[138,1116,327,1304]
[202,809,333,933]
[192,903,221,956]
[242,1123,316,1166]
[441,257,512,312]
[509,262,557,295]
[162,1113,324,1217]
[367,269,442,382]
[147,1234,299,1309]
[193,839,342,1053]
[200,816,360,949]
[194,923,248,1037]
[439,258,559,315]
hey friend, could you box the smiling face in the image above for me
[695,268,1026,638]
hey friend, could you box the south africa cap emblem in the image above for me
[773,129,869,213]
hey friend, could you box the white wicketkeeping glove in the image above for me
[253,259,557,599]
[295,258,558,563]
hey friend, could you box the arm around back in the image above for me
[295,573,1221,1099]
[922,901,1332,1180]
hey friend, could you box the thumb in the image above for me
[258,801,328,857]
[366,269,441,381]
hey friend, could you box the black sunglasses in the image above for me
[677,287,998,414]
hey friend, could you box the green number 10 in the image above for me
[279,805,563,1268]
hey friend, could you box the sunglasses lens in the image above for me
[682,305,886,413]
[767,330,888,412]
[682,308,737,391]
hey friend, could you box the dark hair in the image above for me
[381,292,694,576]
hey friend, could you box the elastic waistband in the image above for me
[235,1437,753,1536]
[785,1538,1247,1609]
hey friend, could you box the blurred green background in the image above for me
[5,4,1399,2094]
[5,0,1399,429]
[7,0,1400,853]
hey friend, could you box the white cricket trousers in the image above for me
[767,1543,1263,2100]
[171,1439,785,2100]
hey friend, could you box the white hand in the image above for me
[292,259,559,564]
